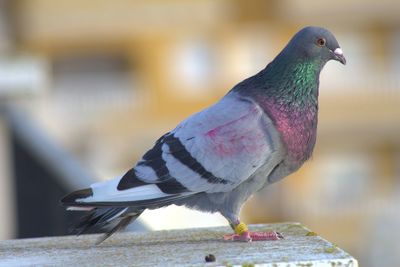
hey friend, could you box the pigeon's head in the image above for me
[285,26,346,66]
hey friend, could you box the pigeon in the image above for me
[61,26,346,243]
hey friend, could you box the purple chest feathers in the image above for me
[266,101,318,168]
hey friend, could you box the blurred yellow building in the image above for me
[0,1,399,266]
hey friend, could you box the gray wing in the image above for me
[69,93,284,207]
[131,92,284,194]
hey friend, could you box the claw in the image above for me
[224,231,251,242]
[224,231,283,242]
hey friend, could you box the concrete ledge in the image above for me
[0,223,358,267]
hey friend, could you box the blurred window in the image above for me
[51,53,136,114]
[169,40,216,97]
[52,53,131,93]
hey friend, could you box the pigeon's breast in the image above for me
[263,101,318,168]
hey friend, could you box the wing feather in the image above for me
[160,93,281,193]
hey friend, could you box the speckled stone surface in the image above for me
[0,223,358,267]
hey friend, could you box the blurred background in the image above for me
[0,0,399,266]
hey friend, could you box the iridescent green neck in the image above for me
[262,58,321,107]
[232,51,325,109]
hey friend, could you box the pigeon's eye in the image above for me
[316,38,326,47]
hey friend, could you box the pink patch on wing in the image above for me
[205,107,266,157]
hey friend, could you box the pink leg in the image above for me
[224,231,283,242]
[223,220,283,242]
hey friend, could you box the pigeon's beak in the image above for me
[333,48,346,65]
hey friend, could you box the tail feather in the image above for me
[61,188,93,206]
[72,207,144,244]
[60,175,196,243]
[60,183,191,208]
[67,206,94,211]
[73,207,125,235]
[95,211,143,245]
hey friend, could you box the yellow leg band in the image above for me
[234,222,248,235]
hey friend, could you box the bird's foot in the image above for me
[223,231,284,242]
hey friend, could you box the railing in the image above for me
[0,223,358,266]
